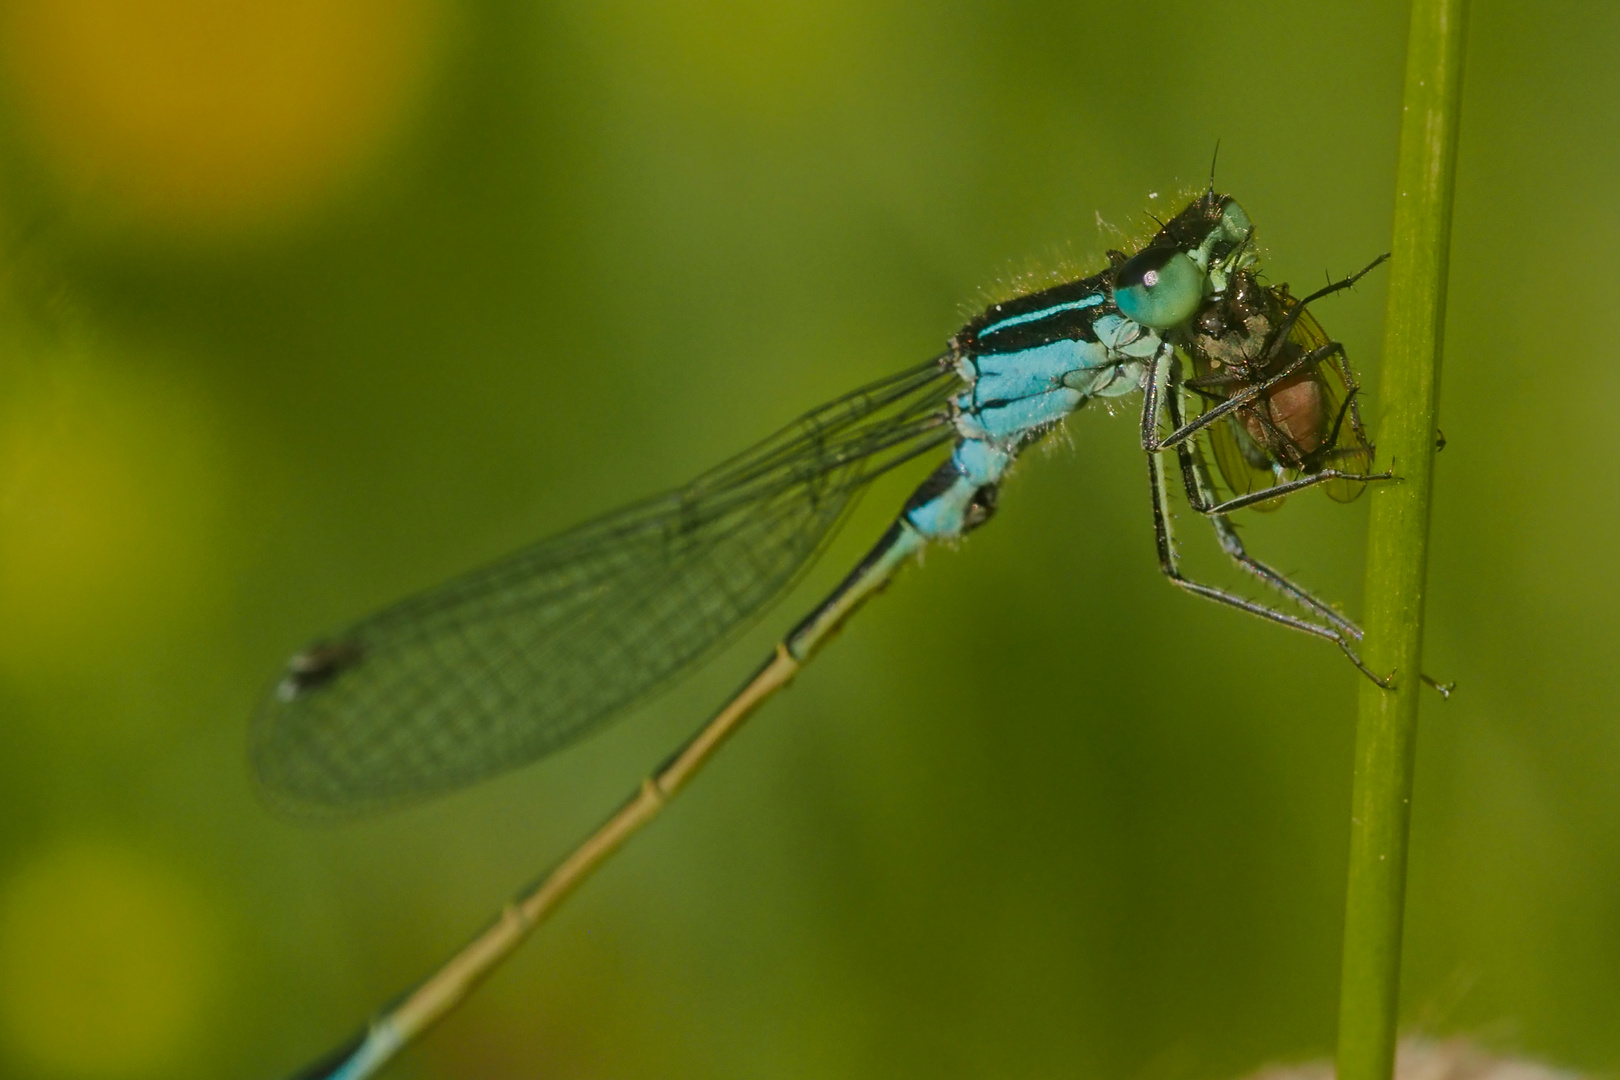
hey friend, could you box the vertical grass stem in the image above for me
[1336,3,1468,1080]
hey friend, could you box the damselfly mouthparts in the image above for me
[256,188,1394,1080]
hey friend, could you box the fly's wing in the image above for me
[1287,305,1373,502]
[252,359,959,816]
[1208,413,1285,510]
[1196,299,1373,511]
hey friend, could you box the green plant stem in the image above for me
[1336,3,1468,1080]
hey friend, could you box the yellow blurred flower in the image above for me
[0,346,230,685]
[1,0,448,235]
[0,842,223,1075]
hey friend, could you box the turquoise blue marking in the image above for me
[970,339,1111,404]
[951,439,1010,486]
[324,1028,400,1080]
[975,294,1104,338]
[959,388,1084,442]
[901,437,1017,540]
[904,475,979,538]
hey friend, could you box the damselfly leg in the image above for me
[1140,349,1395,688]
[1162,354,1368,639]
[1136,255,1449,696]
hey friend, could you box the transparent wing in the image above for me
[1207,412,1285,510]
[1290,306,1373,503]
[252,358,960,815]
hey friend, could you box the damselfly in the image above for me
[256,188,1394,1080]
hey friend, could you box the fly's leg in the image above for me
[1196,470,1394,516]
[1140,350,1394,689]
[1261,254,1388,369]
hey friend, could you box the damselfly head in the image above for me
[1140,191,1253,273]
[1113,192,1257,331]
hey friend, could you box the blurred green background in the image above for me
[0,1,1615,1078]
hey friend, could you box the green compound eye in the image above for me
[1113,247,1206,329]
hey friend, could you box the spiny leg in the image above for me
[1199,253,1389,453]
[1170,437,1365,640]
[1257,254,1389,371]
[1160,373,1380,636]
[1140,353,1392,686]
[1180,445,1453,701]
[1176,426,1453,698]
[1152,350,1363,635]
[1197,470,1395,516]
[1144,432,1390,686]
[1169,371,1395,514]
[1157,365,1451,697]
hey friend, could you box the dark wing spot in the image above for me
[276,639,366,701]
